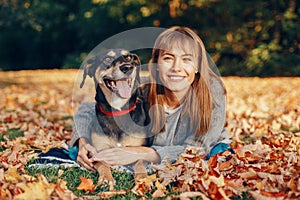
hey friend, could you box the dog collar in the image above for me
[97,99,138,117]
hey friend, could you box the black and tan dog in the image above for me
[80,49,153,190]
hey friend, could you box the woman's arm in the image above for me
[69,102,95,146]
[69,102,97,171]
[91,146,161,165]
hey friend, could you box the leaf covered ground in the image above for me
[0,70,299,199]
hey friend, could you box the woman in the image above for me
[70,26,230,171]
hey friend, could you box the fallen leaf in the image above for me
[178,191,210,200]
[98,190,126,199]
[76,177,95,193]
[4,167,23,184]
[14,179,55,200]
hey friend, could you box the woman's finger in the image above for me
[77,155,95,171]
[84,144,97,155]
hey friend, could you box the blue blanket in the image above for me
[28,146,81,169]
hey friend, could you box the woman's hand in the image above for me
[77,138,97,171]
[90,146,160,166]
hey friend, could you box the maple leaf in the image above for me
[76,177,95,193]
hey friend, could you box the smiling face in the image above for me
[95,49,138,99]
[81,49,140,109]
[157,46,198,100]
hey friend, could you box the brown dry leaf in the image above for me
[218,160,233,171]
[152,189,165,198]
[152,180,166,198]
[208,175,225,187]
[131,174,157,196]
[52,179,76,199]
[0,168,4,181]
[239,168,257,179]
[98,190,126,199]
[178,191,210,200]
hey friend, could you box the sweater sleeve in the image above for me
[69,102,96,147]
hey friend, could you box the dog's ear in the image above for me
[132,53,141,84]
[132,53,141,67]
[80,57,98,88]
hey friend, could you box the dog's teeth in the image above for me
[111,81,116,87]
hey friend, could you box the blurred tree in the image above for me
[0,0,299,76]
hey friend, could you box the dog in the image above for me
[80,49,153,190]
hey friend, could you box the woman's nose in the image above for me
[171,57,182,71]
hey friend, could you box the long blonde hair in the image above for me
[148,26,225,137]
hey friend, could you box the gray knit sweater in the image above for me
[69,77,230,163]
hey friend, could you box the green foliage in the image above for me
[0,0,299,76]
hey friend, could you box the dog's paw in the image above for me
[133,160,148,183]
[97,172,116,191]
[94,162,116,191]
[134,172,147,183]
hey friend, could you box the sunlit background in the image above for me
[0,0,299,76]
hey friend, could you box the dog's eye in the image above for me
[124,55,132,62]
[104,57,112,63]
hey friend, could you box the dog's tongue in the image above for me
[116,80,132,98]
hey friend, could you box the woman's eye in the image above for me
[183,57,192,62]
[163,56,173,61]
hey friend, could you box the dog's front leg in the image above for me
[94,161,115,191]
[133,159,147,183]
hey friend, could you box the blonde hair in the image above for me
[148,26,225,137]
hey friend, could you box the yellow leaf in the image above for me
[4,167,23,184]
[14,180,55,200]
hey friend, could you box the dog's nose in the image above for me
[120,65,134,74]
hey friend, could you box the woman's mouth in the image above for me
[168,75,185,81]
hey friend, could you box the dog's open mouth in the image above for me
[104,78,132,99]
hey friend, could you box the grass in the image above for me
[25,163,254,199]
[25,163,185,199]
[0,128,24,152]
[25,165,141,199]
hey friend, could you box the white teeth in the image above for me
[170,76,184,80]
[110,81,116,87]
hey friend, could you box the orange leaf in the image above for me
[218,160,233,171]
[260,190,285,197]
[76,177,95,192]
